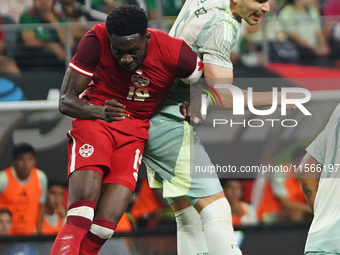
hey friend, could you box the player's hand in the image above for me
[180,103,191,123]
[102,99,129,122]
[180,87,204,125]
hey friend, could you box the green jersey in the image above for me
[19,9,67,43]
[159,0,241,118]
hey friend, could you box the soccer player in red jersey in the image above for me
[50,5,202,255]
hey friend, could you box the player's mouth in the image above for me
[121,63,137,72]
[251,12,262,21]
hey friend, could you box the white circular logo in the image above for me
[79,144,94,157]
[131,75,149,87]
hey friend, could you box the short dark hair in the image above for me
[106,5,148,36]
[48,180,67,190]
[0,208,12,218]
[12,143,36,159]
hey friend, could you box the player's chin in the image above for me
[123,65,140,73]
[246,17,259,25]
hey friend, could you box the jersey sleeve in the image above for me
[199,23,235,69]
[69,29,102,78]
[176,41,203,82]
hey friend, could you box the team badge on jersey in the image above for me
[131,75,149,87]
[79,144,94,157]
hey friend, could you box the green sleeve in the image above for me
[19,11,33,24]
[278,6,295,34]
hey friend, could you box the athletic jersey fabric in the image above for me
[305,103,340,253]
[69,24,198,139]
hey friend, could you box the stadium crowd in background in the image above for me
[0,0,339,71]
[16,0,72,69]
[0,19,20,75]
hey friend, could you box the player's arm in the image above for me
[204,63,287,109]
[59,69,129,122]
[205,64,270,109]
[296,153,321,212]
[58,29,129,122]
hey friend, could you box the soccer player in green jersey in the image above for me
[143,0,272,254]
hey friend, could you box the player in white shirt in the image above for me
[298,103,340,255]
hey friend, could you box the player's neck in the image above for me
[229,2,242,22]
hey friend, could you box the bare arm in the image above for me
[297,153,321,212]
[182,63,296,123]
[59,68,129,122]
[204,63,276,109]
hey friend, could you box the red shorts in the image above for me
[67,119,145,191]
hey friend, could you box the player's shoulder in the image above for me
[91,23,107,38]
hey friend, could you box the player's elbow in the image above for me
[58,95,69,115]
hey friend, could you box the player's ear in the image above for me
[146,32,151,43]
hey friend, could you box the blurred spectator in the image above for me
[0,19,20,74]
[0,0,33,23]
[278,0,331,64]
[131,178,172,228]
[238,0,299,65]
[115,213,134,232]
[91,0,121,12]
[54,0,109,41]
[223,179,258,226]
[55,0,109,21]
[40,181,66,236]
[0,143,48,236]
[16,0,73,69]
[145,0,184,19]
[91,0,144,13]
[257,147,313,223]
[0,208,12,236]
[323,0,340,59]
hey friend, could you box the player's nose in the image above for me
[261,1,270,12]
[121,54,133,64]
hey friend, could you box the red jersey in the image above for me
[69,24,199,139]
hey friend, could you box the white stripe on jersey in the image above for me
[68,130,77,174]
[69,62,93,77]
